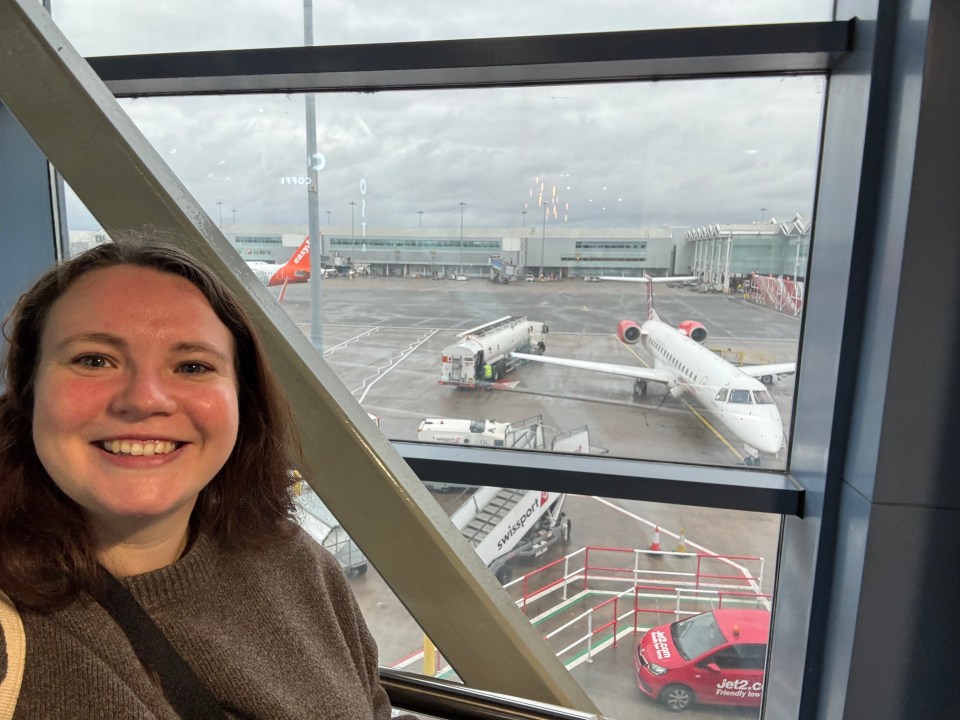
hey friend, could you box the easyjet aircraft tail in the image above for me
[265,235,312,286]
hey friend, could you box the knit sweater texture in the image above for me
[0,527,414,719]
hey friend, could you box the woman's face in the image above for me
[31,265,240,535]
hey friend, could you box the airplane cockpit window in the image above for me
[729,389,753,404]
[752,390,776,405]
[715,388,730,402]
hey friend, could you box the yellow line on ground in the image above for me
[620,339,745,463]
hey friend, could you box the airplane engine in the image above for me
[677,320,708,343]
[616,320,643,344]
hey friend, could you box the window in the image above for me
[28,3,863,716]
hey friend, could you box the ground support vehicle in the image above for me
[451,487,571,584]
[635,609,771,712]
[295,483,368,575]
[439,315,547,388]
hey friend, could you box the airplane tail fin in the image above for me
[284,235,311,271]
[267,235,314,285]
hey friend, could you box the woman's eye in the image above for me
[75,355,112,369]
[178,362,212,375]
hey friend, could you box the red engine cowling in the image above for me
[677,320,707,343]
[617,319,643,344]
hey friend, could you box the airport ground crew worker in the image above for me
[483,363,494,385]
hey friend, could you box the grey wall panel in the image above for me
[844,502,960,718]
[870,0,960,512]
[817,481,871,720]
[0,102,58,322]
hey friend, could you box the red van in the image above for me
[634,608,770,712]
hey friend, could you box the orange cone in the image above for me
[649,525,662,553]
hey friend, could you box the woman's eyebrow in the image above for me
[56,332,126,351]
[171,341,231,363]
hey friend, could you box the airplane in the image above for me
[244,235,336,286]
[511,275,796,465]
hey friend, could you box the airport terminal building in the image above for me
[71,217,811,285]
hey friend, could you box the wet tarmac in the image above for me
[275,276,794,719]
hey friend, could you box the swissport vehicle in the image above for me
[634,608,771,712]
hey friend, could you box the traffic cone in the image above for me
[649,525,662,553]
[676,528,688,553]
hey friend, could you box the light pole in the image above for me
[458,201,466,275]
[326,210,332,226]
[540,201,547,278]
[760,207,768,222]
[418,210,424,227]
[349,201,357,251]
[231,208,236,226]
[521,209,527,228]
[216,201,223,228]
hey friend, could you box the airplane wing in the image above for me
[598,275,697,283]
[738,362,796,380]
[511,352,674,384]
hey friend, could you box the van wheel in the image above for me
[494,565,513,584]
[354,563,368,576]
[661,684,694,712]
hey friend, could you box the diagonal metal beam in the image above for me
[0,0,598,711]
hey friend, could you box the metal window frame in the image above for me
[88,21,852,97]
[0,1,875,716]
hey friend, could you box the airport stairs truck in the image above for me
[439,316,547,388]
[450,487,571,584]
[417,414,598,582]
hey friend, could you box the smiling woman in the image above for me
[0,239,413,719]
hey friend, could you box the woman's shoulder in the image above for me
[224,523,345,586]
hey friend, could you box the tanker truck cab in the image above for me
[635,609,770,712]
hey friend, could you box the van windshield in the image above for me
[671,612,726,660]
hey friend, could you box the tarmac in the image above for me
[276,276,794,719]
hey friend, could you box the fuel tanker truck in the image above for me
[439,315,547,388]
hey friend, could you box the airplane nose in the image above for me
[748,410,785,454]
[728,408,784,455]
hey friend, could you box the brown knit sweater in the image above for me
[0,527,415,719]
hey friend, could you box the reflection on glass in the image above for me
[52,1,832,56]
[64,77,822,469]
[300,482,778,719]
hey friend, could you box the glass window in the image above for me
[52,1,833,56]
[64,73,819,471]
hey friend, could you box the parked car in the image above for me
[635,609,770,712]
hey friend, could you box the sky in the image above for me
[52,0,831,234]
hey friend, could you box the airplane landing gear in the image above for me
[633,379,648,397]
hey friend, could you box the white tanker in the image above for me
[439,315,548,388]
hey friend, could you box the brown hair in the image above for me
[0,238,302,610]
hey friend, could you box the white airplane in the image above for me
[512,275,796,465]
[245,235,336,286]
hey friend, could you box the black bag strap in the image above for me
[90,570,228,720]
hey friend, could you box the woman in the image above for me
[0,240,411,719]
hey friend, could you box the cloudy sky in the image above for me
[53,1,830,234]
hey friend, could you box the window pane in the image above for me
[332,481,779,718]
[65,77,820,469]
[52,1,833,56]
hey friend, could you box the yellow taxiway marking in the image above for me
[619,338,745,463]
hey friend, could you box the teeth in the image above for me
[102,440,178,456]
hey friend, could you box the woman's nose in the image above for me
[109,367,178,417]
